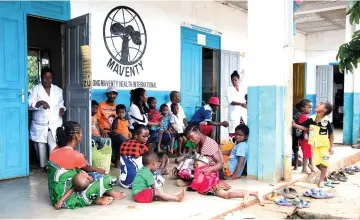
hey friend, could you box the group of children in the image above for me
[292,99,334,188]
[147,97,187,155]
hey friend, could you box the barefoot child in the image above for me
[222,124,249,179]
[190,156,264,207]
[158,104,173,153]
[132,151,185,203]
[170,103,187,155]
[295,99,315,174]
[293,101,334,188]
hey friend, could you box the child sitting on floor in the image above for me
[132,151,185,203]
[54,171,112,209]
[170,103,187,156]
[293,101,334,188]
[222,124,249,180]
[190,155,264,208]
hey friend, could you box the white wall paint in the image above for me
[71,1,248,91]
[305,29,345,94]
[294,32,306,63]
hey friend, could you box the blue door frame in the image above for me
[0,1,70,180]
[180,26,221,120]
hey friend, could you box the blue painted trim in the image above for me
[247,85,285,181]
[352,93,360,144]
[91,89,171,110]
[305,94,316,114]
[344,93,354,144]
[180,26,221,50]
[21,1,71,21]
[329,62,339,66]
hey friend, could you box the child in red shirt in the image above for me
[295,99,315,174]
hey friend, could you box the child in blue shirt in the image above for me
[222,124,249,179]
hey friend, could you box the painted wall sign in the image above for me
[103,6,147,78]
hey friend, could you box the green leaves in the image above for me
[348,1,360,25]
[336,1,360,73]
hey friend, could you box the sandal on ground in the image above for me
[328,172,340,181]
[324,181,335,188]
[283,188,296,199]
[337,171,348,180]
[275,197,293,206]
[343,167,355,175]
[292,198,310,209]
[353,166,360,172]
[288,187,299,197]
[334,172,347,182]
[303,189,318,197]
[311,189,334,199]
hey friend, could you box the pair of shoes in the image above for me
[303,188,334,199]
[283,187,298,199]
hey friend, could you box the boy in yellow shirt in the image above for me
[292,101,334,188]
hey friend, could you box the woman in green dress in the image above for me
[47,121,125,209]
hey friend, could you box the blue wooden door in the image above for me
[181,42,202,120]
[0,9,28,179]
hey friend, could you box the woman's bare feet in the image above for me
[95,196,114,205]
[177,188,185,202]
[105,191,126,200]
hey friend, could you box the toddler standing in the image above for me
[170,103,187,155]
[295,99,315,174]
[293,101,334,188]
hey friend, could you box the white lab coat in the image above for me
[226,85,247,133]
[28,84,66,143]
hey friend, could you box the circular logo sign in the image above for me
[103,6,147,66]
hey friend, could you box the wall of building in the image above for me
[71,1,248,107]
[294,32,306,63]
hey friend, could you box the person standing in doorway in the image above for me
[226,70,247,137]
[167,91,188,127]
[28,67,66,170]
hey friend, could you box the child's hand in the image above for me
[329,146,334,155]
[54,202,63,210]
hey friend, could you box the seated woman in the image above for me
[48,121,125,210]
[189,97,229,137]
[119,124,170,189]
[222,124,249,180]
[175,124,224,186]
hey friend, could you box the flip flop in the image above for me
[293,198,310,209]
[324,181,335,188]
[326,179,340,184]
[276,197,293,206]
[328,172,340,181]
[303,190,312,197]
[283,188,296,199]
[353,166,360,172]
[288,187,299,197]
[337,171,348,180]
[343,167,355,175]
[311,189,334,199]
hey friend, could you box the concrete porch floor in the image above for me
[0,146,359,219]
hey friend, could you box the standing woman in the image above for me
[226,70,247,136]
[28,67,66,169]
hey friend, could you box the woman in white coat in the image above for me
[226,70,247,136]
[28,67,66,169]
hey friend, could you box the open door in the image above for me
[316,65,333,119]
[220,50,240,141]
[180,42,202,119]
[0,8,28,179]
[65,14,91,162]
[293,63,305,106]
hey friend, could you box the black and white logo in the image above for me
[103,6,147,77]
